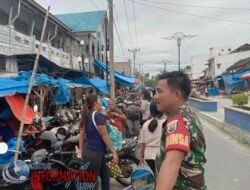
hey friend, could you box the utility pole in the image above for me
[162,59,174,73]
[128,48,140,76]
[138,63,141,84]
[162,32,197,71]
[108,0,115,99]
[163,62,167,72]
[105,17,109,90]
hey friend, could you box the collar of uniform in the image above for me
[167,104,188,119]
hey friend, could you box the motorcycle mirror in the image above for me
[0,142,8,154]
[33,105,38,112]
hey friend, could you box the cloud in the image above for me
[36,0,250,75]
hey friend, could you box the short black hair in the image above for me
[158,71,191,100]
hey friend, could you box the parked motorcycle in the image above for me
[22,128,79,166]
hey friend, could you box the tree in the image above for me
[144,79,156,87]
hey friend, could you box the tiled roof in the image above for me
[226,57,250,73]
[56,10,106,32]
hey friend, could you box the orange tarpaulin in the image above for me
[240,73,250,79]
[5,94,35,124]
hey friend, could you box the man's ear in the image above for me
[175,90,182,100]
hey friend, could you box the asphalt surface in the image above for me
[111,120,250,190]
[204,120,250,190]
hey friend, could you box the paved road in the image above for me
[204,120,250,190]
[111,120,250,190]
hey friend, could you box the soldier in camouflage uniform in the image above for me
[155,71,207,190]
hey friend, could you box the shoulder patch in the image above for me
[167,120,178,133]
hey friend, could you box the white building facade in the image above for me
[191,55,211,80]
[191,45,250,79]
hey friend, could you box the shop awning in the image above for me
[73,76,109,95]
[93,59,135,86]
[0,77,28,97]
[5,94,35,124]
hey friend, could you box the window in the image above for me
[42,47,46,51]
[228,48,231,51]
[24,40,29,45]
[221,49,224,51]
[217,64,221,69]
[15,36,21,42]
[218,53,221,56]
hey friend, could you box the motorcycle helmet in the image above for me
[39,131,58,149]
[31,149,49,163]
[56,127,67,141]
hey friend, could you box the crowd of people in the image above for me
[0,71,207,190]
[77,71,207,190]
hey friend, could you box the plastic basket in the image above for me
[130,165,155,190]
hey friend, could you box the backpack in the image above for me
[92,111,123,150]
[126,101,140,121]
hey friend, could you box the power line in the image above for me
[137,58,162,64]
[123,0,135,47]
[114,5,128,58]
[130,0,250,25]
[114,19,127,61]
[132,0,140,48]
[89,0,100,10]
[141,0,250,11]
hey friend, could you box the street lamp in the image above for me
[162,32,197,71]
[79,40,85,74]
[84,58,90,77]
[77,56,82,71]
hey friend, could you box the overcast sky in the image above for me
[36,0,250,75]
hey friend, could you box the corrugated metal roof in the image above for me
[230,43,250,54]
[56,11,106,32]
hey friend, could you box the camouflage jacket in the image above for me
[160,104,207,190]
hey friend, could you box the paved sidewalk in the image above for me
[198,95,250,122]
[190,95,250,146]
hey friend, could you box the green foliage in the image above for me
[232,93,249,107]
[144,79,156,87]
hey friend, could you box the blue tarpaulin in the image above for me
[0,71,91,104]
[208,88,218,96]
[0,137,25,164]
[73,76,109,94]
[93,59,135,86]
[0,78,28,96]
[221,71,248,93]
[13,71,71,105]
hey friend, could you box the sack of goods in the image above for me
[131,165,155,190]
[107,161,122,178]
[106,124,123,150]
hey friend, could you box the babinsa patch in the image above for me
[167,120,178,133]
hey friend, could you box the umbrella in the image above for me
[240,72,250,79]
